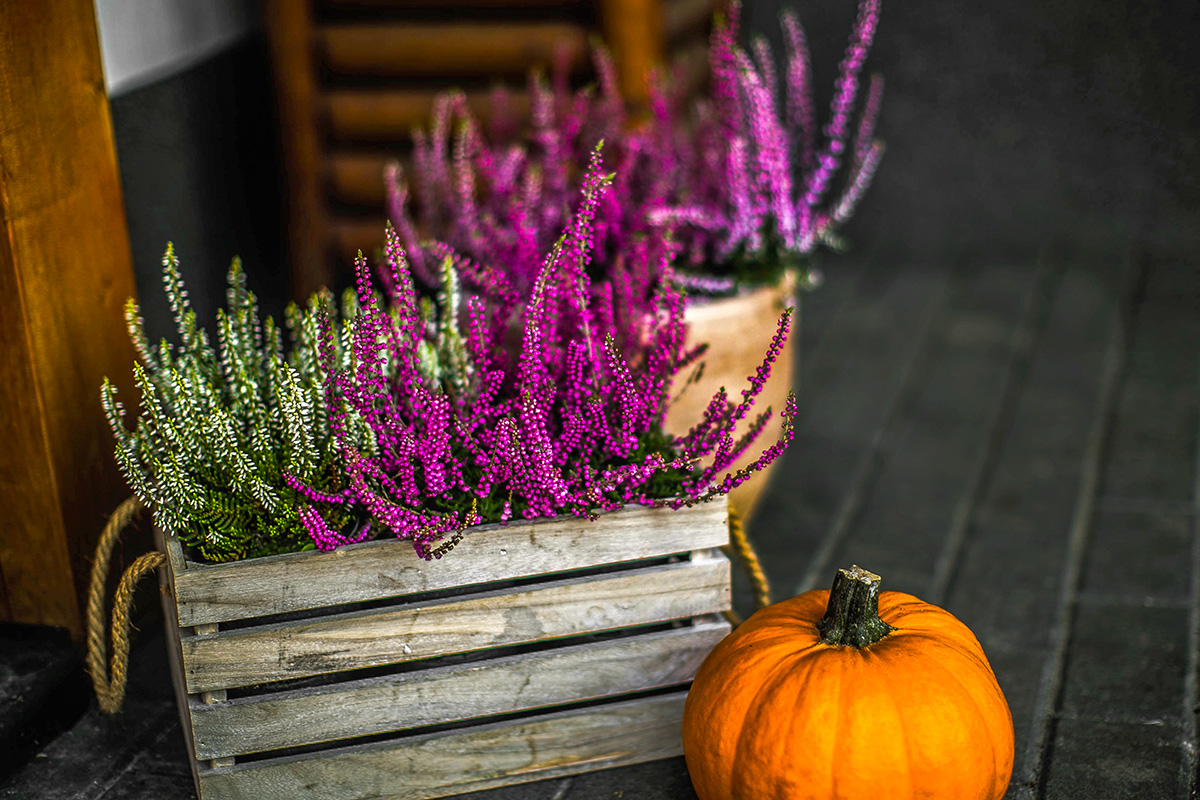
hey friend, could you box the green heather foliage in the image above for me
[100,244,372,562]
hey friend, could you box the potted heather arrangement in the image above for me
[287,147,794,558]
[655,0,885,287]
[91,157,793,799]
[382,0,884,517]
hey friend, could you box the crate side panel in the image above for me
[191,618,729,759]
[198,691,688,800]
[155,527,204,793]
[173,499,729,626]
[181,557,731,693]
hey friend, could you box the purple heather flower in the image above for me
[292,146,798,557]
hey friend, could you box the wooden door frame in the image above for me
[0,0,141,639]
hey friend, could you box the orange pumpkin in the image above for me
[683,565,1014,799]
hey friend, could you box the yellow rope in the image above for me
[85,496,164,714]
[723,501,772,627]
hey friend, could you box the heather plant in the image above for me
[101,246,374,562]
[385,0,884,293]
[293,149,797,560]
[384,43,644,294]
[655,0,885,286]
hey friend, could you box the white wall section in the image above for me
[95,0,260,97]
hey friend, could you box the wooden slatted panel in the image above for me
[317,22,589,77]
[190,617,728,759]
[324,88,530,144]
[180,556,730,693]
[326,152,399,208]
[171,499,727,627]
[198,691,688,800]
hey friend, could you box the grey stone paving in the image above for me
[3,251,1195,799]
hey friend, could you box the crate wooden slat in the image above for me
[157,528,206,790]
[199,691,689,800]
[159,499,729,798]
[191,617,728,760]
[324,88,530,144]
[172,501,728,627]
[180,556,729,693]
[317,22,589,77]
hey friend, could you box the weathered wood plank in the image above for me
[191,618,728,760]
[973,260,1131,800]
[1043,718,1182,800]
[793,268,953,595]
[171,499,727,627]
[750,266,951,602]
[181,557,730,693]
[948,267,1120,654]
[816,262,1044,598]
[1102,259,1200,503]
[318,22,589,78]
[198,691,688,800]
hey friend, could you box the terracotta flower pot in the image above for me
[665,271,797,521]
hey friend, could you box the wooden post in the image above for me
[0,0,140,637]
[600,0,665,109]
[262,0,330,301]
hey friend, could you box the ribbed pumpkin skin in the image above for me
[683,590,1014,800]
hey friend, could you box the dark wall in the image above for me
[109,33,287,345]
[745,0,1200,265]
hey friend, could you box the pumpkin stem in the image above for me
[816,565,895,648]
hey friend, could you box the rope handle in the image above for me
[85,496,165,714]
[723,501,772,626]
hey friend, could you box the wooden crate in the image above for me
[155,498,730,800]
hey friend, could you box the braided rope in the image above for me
[723,501,772,626]
[85,496,164,714]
